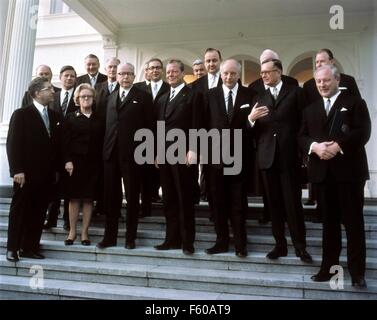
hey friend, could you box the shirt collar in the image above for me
[322,90,341,107]
[170,82,185,96]
[119,85,133,99]
[33,100,47,113]
[222,83,239,96]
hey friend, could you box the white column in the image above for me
[2,0,39,123]
[0,0,39,191]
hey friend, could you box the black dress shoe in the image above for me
[64,239,75,246]
[43,220,57,229]
[235,248,248,258]
[311,271,332,282]
[154,242,181,250]
[6,250,19,262]
[295,249,313,263]
[205,244,229,255]
[81,239,91,246]
[19,251,45,259]
[352,277,367,288]
[125,241,136,249]
[182,245,195,255]
[266,247,288,259]
[96,240,116,249]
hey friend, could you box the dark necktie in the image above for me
[169,89,175,102]
[227,90,233,118]
[61,91,69,115]
[120,90,126,102]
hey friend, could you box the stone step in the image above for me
[1,239,377,279]
[0,275,282,300]
[2,222,377,257]
[1,212,377,239]
[1,258,376,300]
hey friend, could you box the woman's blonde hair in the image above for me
[73,83,96,105]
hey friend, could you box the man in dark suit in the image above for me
[204,59,254,257]
[154,59,204,255]
[76,54,107,87]
[191,48,223,204]
[96,63,153,250]
[95,57,121,121]
[303,48,361,105]
[299,65,370,288]
[21,65,61,108]
[249,49,298,93]
[44,65,78,230]
[134,58,170,214]
[6,77,60,262]
[248,59,312,263]
[248,49,299,224]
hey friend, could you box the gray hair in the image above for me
[105,57,121,65]
[314,64,340,80]
[220,59,242,74]
[260,49,280,64]
[192,59,204,66]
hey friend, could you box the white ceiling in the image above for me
[64,0,376,34]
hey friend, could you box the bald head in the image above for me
[36,65,53,82]
[260,49,279,64]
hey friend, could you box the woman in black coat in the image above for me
[62,84,104,245]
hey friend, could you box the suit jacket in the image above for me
[103,86,153,162]
[251,83,304,170]
[190,74,223,93]
[298,93,370,183]
[21,85,61,108]
[204,85,255,170]
[248,75,298,95]
[62,111,105,164]
[6,104,61,184]
[156,85,204,153]
[303,73,361,105]
[51,90,78,117]
[76,73,108,87]
[95,81,120,121]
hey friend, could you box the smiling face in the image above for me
[315,67,340,98]
[85,57,100,76]
[166,62,184,88]
[148,60,163,82]
[193,63,206,79]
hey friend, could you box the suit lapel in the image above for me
[118,87,135,111]
[274,83,289,107]
[165,86,188,119]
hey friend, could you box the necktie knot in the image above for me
[109,83,114,93]
[120,90,126,102]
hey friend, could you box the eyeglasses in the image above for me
[118,72,134,76]
[260,69,279,76]
[40,86,53,92]
[79,95,94,99]
[148,66,162,70]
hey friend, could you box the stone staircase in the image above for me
[1,198,377,300]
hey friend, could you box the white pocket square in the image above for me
[240,104,250,109]
[133,100,138,103]
[341,107,348,112]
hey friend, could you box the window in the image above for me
[50,0,72,15]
